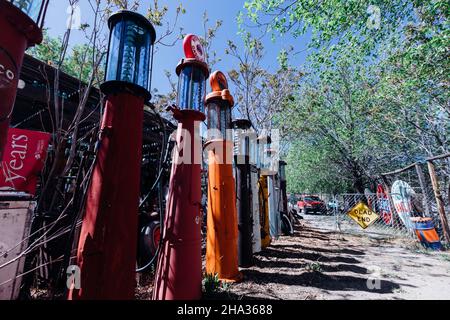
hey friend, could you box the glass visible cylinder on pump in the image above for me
[7,0,48,27]
[233,119,252,164]
[102,10,156,100]
[176,62,208,112]
[206,71,233,141]
[258,135,274,175]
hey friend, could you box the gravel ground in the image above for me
[135,214,450,300]
[27,214,449,300]
[223,215,450,300]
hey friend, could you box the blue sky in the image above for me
[43,0,311,95]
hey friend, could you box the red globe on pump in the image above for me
[153,34,209,301]
[183,34,206,62]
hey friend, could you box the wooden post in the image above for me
[427,160,450,243]
[415,163,431,217]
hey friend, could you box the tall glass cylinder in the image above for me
[258,136,272,174]
[232,119,253,164]
[177,63,207,112]
[103,11,156,98]
[9,0,47,24]
[206,99,232,141]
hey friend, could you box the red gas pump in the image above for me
[0,0,48,161]
[69,11,156,300]
[153,34,209,300]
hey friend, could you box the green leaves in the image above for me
[28,31,104,84]
[239,0,449,193]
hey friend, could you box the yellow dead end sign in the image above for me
[347,202,379,229]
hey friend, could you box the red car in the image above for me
[297,196,328,215]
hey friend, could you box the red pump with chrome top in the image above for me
[153,34,209,300]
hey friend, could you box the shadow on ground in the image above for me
[240,269,401,293]
[231,225,405,298]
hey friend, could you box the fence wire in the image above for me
[330,191,449,245]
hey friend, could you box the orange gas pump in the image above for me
[204,71,242,282]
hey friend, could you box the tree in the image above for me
[151,10,223,119]
[226,32,303,133]
[240,0,449,193]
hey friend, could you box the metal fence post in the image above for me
[415,163,431,217]
[334,195,341,233]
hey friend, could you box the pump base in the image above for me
[153,109,205,300]
[206,140,242,283]
[259,176,272,249]
[68,92,144,300]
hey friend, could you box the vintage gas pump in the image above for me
[204,71,241,282]
[258,174,271,249]
[0,0,48,160]
[233,119,254,267]
[279,161,288,214]
[279,160,294,235]
[266,148,281,240]
[258,136,278,244]
[69,11,156,300]
[153,34,209,300]
[250,129,261,254]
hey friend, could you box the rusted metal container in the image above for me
[0,191,35,300]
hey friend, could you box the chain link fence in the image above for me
[332,193,418,239]
[294,155,450,248]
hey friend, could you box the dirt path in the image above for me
[225,216,450,300]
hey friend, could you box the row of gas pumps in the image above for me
[0,2,292,300]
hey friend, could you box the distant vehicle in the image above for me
[327,200,344,214]
[297,195,328,215]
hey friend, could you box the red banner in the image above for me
[0,128,51,195]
